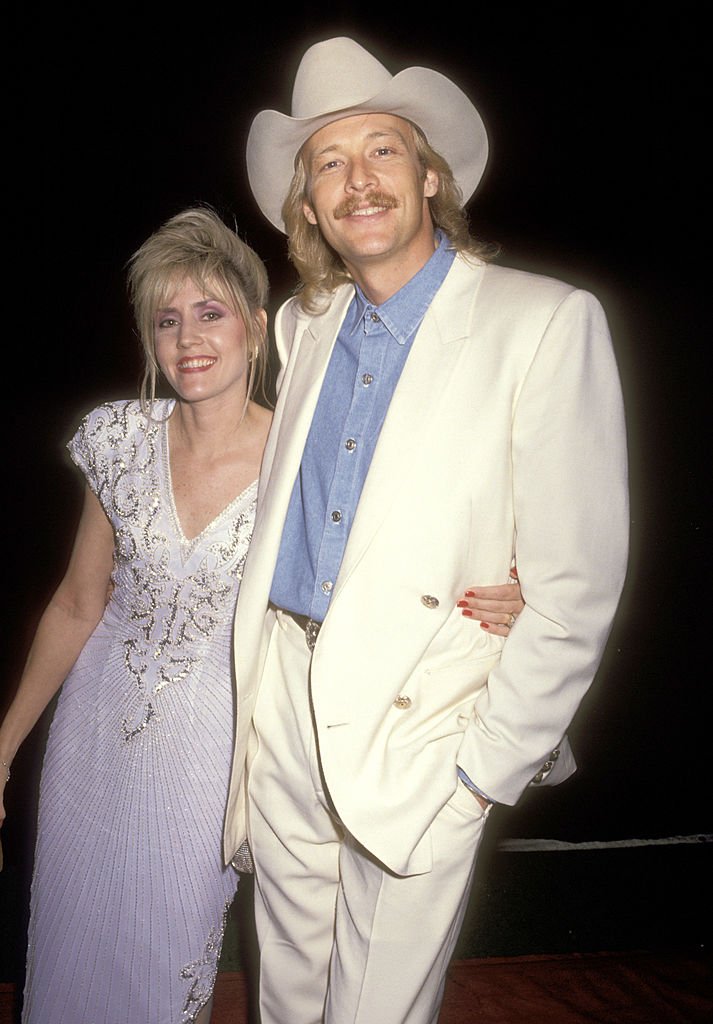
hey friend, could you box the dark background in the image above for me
[2,2,709,994]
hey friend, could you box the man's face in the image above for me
[301,113,439,288]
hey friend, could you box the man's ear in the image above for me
[423,168,439,199]
[302,200,318,226]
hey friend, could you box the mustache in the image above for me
[333,191,399,219]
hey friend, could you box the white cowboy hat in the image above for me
[246,36,489,233]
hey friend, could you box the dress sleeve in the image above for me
[66,401,129,501]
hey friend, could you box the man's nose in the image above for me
[345,158,377,192]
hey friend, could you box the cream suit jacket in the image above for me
[224,254,629,876]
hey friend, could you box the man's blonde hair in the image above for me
[281,121,495,312]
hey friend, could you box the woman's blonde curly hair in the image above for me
[127,206,270,413]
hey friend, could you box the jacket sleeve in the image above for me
[457,288,629,805]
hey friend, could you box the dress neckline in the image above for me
[159,403,258,548]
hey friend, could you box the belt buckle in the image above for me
[305,618,321,652]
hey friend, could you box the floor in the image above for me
[3,950,710,1023]
[3,834,711,1022]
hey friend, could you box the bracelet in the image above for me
[1,760,9,784]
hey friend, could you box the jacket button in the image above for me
[421,595,439,608]
[393,695,412,709]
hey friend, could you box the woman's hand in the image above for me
[1,761,10,831]
[457,568,524,636]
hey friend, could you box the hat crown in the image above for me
[291,37,394,119]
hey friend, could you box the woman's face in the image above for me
[154,277,252,407]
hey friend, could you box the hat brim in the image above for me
[246,66,489,233]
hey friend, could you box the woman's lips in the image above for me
[176,356,217,372]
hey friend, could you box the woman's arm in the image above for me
[0,486,114,824]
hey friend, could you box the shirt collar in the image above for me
[351,231,456,344]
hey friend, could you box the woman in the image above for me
[1,207,271,1023]
[0,207,523,1023]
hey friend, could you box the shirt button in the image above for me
[361,373,374,386]
[331,510,342,523]
[345,438,357,452]
[370,312,381,323]
[321,580,333,594]
[421,595,440,609]
[393,695,412,710]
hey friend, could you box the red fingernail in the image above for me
[464,591,475,597]
[480,622,490,629]
[456,600,468,608]
[462,610,473,617]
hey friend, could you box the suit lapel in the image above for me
[238,288,353,615]
[334,257,482,594]
[260,289,353,510]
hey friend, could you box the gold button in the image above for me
[393,695,412,709]
[421,595,439,609]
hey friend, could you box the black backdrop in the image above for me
[2,4,709,977]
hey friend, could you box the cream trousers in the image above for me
[247,609,490,1024]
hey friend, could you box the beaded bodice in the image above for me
[68,399,257,740]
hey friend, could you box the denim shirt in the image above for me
[270,232,456,620]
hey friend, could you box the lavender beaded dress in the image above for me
[22,399,256,1024]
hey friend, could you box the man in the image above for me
[224,36,629,1024]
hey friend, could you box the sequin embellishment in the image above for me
[179,900,232,1022]
[67,400,257,742]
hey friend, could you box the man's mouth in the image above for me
[334,192,399,219]
[351,206,389,217]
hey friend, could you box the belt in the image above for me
[272,605,322,652]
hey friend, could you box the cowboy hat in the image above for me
[246,36,489,233]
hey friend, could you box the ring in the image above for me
[507,613,516,628]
